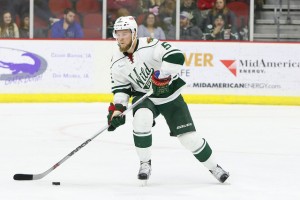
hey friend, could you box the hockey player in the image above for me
[107,16,229,184]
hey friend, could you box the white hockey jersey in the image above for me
[110,37,186,105]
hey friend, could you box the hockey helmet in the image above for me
[113,16,138,38]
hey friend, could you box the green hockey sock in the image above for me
[133,131,152,148]
[193,139,213,162]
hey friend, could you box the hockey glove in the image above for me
[107,103,126,131]
[151,70,171,96]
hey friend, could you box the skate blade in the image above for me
[139,179,148,187]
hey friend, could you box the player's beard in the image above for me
[119,40,133,52]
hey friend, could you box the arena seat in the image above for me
[83,28,102,38]
[83,13,102,29]
[76,0,101,16]
[48,0,72,17]
[226,1,250,29]
[136,13,146,25]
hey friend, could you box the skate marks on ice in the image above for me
[1,103,300,200]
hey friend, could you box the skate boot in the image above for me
[209,165,229,183]
[138,160,151,186]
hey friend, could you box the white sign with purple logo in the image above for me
[0,40,112,93]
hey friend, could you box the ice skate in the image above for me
[137,160,151,186]
[209,165,229,183]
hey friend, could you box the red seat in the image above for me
[34,16,48,28]
[136,13,146,25]
[76,0,101,16]
[15,15,20,27]
[83,28,102,38]
[48,29,54,38]
[83,13,102,29]
[227,2,250,29]
[48,0,72,17]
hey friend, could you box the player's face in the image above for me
[115,29,133,52]
[3,12,12,24]
[64,12,75,24]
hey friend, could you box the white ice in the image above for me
[1,103,300,200]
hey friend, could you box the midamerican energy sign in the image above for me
[175,42,300,96]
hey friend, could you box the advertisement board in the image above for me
[174,41,300,97]
[0,40,299,105]
[0,40,111,94]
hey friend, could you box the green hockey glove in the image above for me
[151,70,171,96]
[107,103,126,131]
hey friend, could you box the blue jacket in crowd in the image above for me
[51,19,83,38]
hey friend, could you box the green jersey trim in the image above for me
[111,56,126,68]
[163,51,185,65]
[112,88,132,95]
[135,39,159,52]
[112,83,132,95]
[112,83,131,90]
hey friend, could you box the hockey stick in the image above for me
[13,90,153,181]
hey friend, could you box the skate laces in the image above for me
[211,165,225,178]
[139,161,151,174]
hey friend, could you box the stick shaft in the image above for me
[14,90,152,181]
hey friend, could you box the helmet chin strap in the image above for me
[128,31,137,52]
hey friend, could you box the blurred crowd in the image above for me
[0,0,258,41]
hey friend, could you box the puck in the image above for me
[52,182,60,185]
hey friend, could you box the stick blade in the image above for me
[13,174,33,181]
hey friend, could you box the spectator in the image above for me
[180,0,205,31]
[227,0,250,3]
[0,10,19,38]
[159,0,176,30]
[19,13,29,38]
[14,0,58,38]
[205,0,237,31]
[254,0,265,19]
[203,14,239,40]
[14,0,56,25]
[138,12,166,40]
[197,0,215,18]
[107,13,115,39]
[117,7,130,18]
[167,11,203,40]
[255,0,265,10]
[107,7,131,39]
[0,0,15,16]
[149,0,163,7]
[108,0,140,17]
[140,0,162,15]
[51,8,83,39]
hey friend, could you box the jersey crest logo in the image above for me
[128,63,154,90]
[147,37,154,44]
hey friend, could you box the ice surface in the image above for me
[1,103,300,200]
